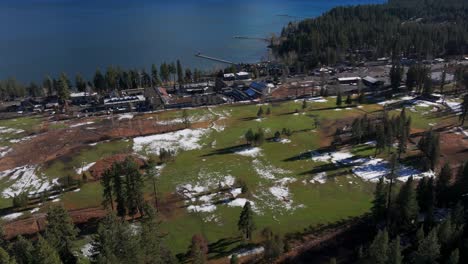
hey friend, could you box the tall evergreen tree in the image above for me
[395,176,419,230]
[190,234,208,264]
[34,236,62,264]
[238,202,256,240]
[387,236,403,264]
[372,177,388,223]
[336,89,342,106]
[436,163,452,207]
[44,205,78,262]
[12,235,34,264]
[176,60,184,84]
[368,229,389,264]
[413,228,440,264]
[151,64,161,86]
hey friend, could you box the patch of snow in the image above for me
[227,198,254,208]
[1,212,23,221]
[252,159,290,180]
[0,147,11,158]
[81,243,93,258]
[0,127,24,135]
[235,147,262,157]
[310,172,328,184]
[73,188,81,193]
[118,113,134,120]
[70,121,94,128]
[76,162,96,174]
[187,204,217,213]
[133,128,209,155]
[30,208,40,213]
[279,138,291,144]
[229,247,265,259]
[0,166,59,198]
[334,108,342,111]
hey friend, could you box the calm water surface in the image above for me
[0,0,383,82]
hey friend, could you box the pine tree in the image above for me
[375,124,385,156]
[302,100,307,110]
[336,89,342,106]
[230,254,239,264]
[345,95,352,105]
[436,163,452,207]
[190,234,208,264]
[112,163,127,218]
[176,60,184,84]
[368,229,389,264]
[257,106,264,118]
[0,247,15,264]
[91,213,141,264]
[151,64,161,86]
[413,228,440,264]
[245,129,254,145]
[12,235,34,264]
[266,107,271,115]
[395,177,419,230]
[34,236,62,264]
[101,167,114,210]
[387,236,403,264]
[406,66,417,90]
[123,158,145,218]
[93,69,106,93]
[372,177,387,223]
[446,248,459,264]
[238,202,256,240]
[44,205,78,262]
[57,73,70,104]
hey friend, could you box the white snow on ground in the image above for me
[309,172,328,184]
[0,166,59,198]
[445,101,462,113]
[252,159,291,180]
[311,149,434,183]
[81,243,93,258]
[177,170,260,216]
[235,147,262,157]
[311,151,353,164]
[2,212,23,221]
[229,247,265,259]
[30,208,40,213]
[118,113,134,120]
[133,128,208,155]
[187,204,217,213]
[9,135,36,144]
[279,138,291,144]
[254,118,263,122]
[334,108,342,111]
[69,121,94,128]
[309,96,328,103]
[353,157,435,182]
[227,198,252,208]
[76,162,96,174]
[0,146,11,158]
[0,127,24,135]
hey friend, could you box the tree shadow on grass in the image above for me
[208,238,256,259]
[201,144,251,157]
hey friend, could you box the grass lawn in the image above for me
[2,97,446,256]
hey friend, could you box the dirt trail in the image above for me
[0,116,187,171]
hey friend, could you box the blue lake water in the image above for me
[0,0,383,82]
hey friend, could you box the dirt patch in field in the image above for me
[0,116,188,172]
[88,154,146,180]
[2,207,108,239]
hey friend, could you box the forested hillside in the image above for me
[273,0,468,67]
